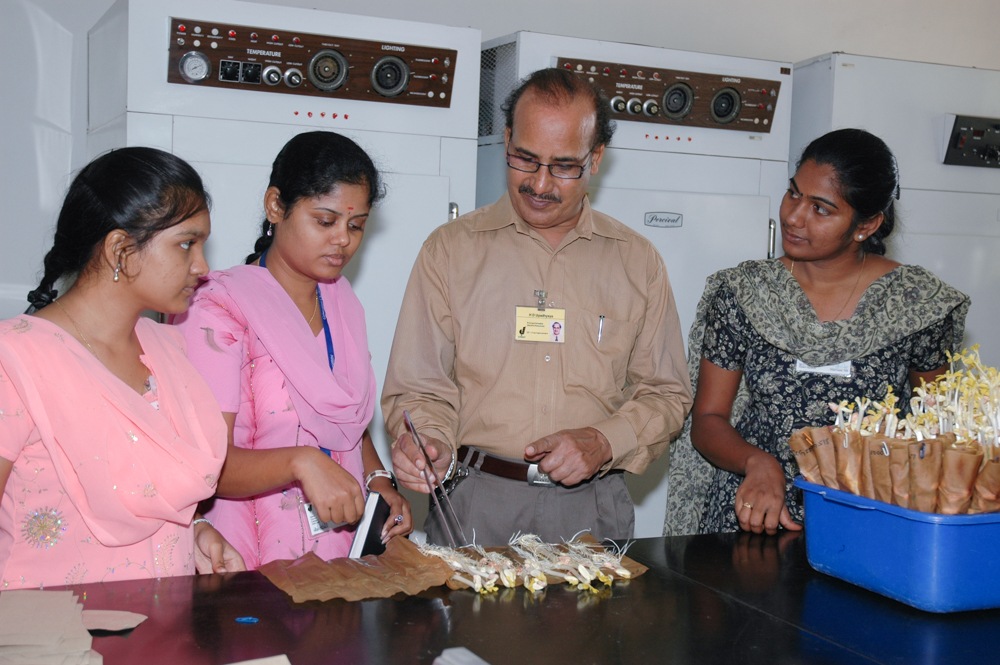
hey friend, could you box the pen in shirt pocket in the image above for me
[598,315,605,343]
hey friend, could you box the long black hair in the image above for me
[245,131,384,264]
[26,147,210,311]
[797,128,900,256]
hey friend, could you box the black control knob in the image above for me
[610,96,627,113]
[626,98,643,115]
[370,56,410,97]
[662,83,693,120]
[710,88,741,124]
[308,49,348,91]
[642,99,660,116]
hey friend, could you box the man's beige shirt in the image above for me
[381,193,693,474]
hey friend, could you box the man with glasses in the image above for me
[383,67,692,546]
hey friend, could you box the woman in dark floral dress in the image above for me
[666,129,969,535]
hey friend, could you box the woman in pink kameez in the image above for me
[0,147,245,589]
[175,131,412,569]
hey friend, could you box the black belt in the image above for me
[457,445,555,487]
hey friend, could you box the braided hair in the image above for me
[27,147,209,312]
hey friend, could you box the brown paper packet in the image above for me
[937,438,983,515]
[908,438,943,512]
[969,456,1000,514]
[867,437,892,503]
[788,427,823,485]
[809,426,840,489]
[886,437,912,508]
[831,428,865,495]
[858,433,875,499]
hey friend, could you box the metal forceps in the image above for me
[402,410,469,548]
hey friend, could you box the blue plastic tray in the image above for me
[795,477,1000,613]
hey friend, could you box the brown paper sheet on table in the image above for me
[969,457,1000,514]
[259,533,646,602]
[259,535,454,603]
[908,438,943,512]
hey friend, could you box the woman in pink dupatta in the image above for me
[0,148,244,589]
[175,132,412,569]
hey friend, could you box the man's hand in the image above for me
[523,427,612,486]
[390,432,453,493]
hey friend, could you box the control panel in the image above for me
[167,17,459,107]
[943,115,1000,168]
[557,57,783,133]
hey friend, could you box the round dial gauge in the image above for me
[179,51,211,83]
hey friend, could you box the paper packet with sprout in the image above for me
[969,456,1000,514]
[788,427,823,485]
[867,437,892,502]
[938,435,982,514]
[908,438,943,512]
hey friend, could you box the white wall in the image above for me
[4,0,999,310]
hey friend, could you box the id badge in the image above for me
[514,306,566,343]
[794,359,853,378]
[302,502,346,539]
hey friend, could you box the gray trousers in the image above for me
[424,466,634,547]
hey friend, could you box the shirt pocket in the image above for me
[565,308,639,397]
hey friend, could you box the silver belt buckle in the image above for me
[526,463,555,487]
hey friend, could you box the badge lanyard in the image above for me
[259,250,335,371]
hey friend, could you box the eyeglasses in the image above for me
[505,150,594,180]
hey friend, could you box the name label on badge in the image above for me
[794,359,853,378]
[514,306,566,343]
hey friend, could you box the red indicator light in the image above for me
[271,34,280,42]
[250,32,258,40]
[178,24,186,33]
[620,68,628,76]
[307,111,313,118]
[431,57,440,65]
[228,30,236,38]
[332,113,338,119]
[603,67,611,74]
[293,37,301,44]
[563,62,572,69]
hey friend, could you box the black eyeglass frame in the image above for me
[504,148,596,180]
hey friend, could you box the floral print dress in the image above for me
[664,259,970,536]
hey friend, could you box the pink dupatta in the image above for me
[195,266,375,465]
[0,317,227,546]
